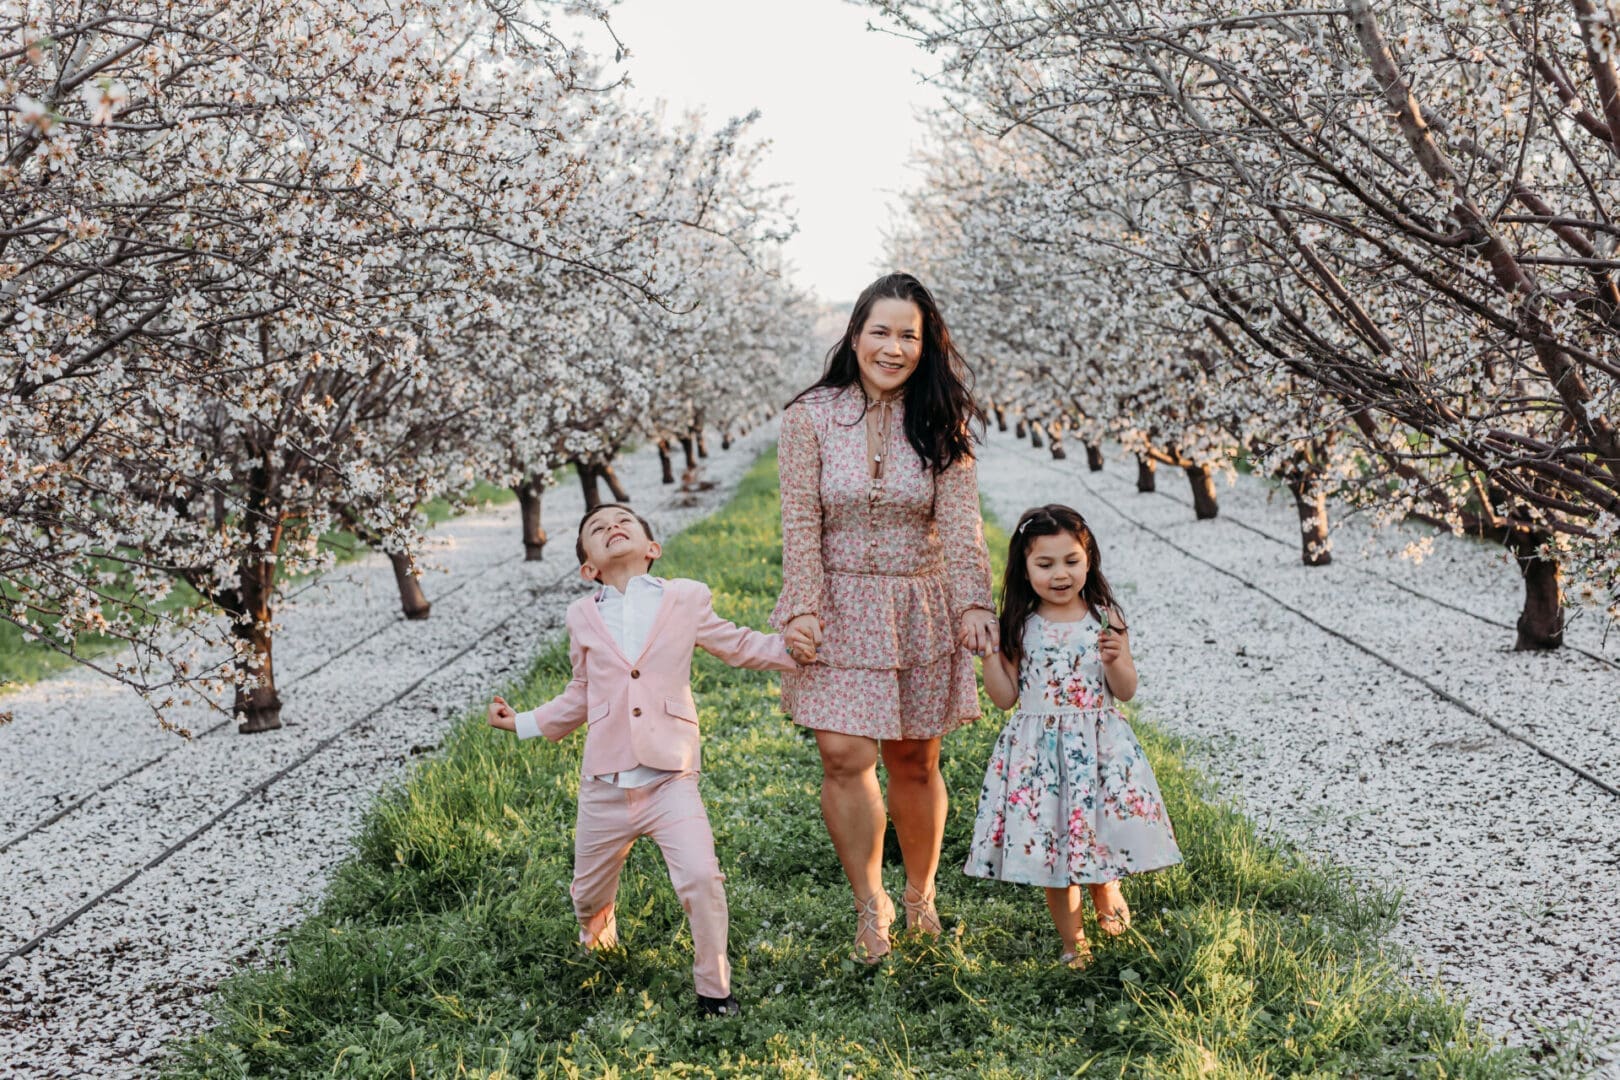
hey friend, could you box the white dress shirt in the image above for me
[590,574,673,788]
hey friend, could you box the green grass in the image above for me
[161,452,1520,1079]
[0,483,517,692]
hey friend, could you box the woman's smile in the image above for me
[855,297,923,398]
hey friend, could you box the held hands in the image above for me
[488,695,517,732]
[958,608,1000,657]
[784,613,824,664]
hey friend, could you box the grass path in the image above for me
[163,453,1517,1078]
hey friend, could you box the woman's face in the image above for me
[853,297,923,399]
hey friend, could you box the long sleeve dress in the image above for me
[769,385,994,739]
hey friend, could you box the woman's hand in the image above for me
[958,608,999,656]
[784,613,824,664]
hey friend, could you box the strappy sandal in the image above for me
[1091,883,1132,937]
[1060,937,1093,969]
[853,891,895,964]
[902,881,943,936]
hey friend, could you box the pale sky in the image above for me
[598,0,947,304]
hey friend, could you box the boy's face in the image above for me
[578,505,661,581]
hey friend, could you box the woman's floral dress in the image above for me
[965,612,1181,886]
[769,385,994,739]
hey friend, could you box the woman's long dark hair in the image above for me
[999,504,1127,665]
[789,272,984,472]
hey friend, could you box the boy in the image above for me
[489,502,797,1017]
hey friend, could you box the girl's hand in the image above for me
[1097,628,1126,665]
[958,608,1000,656]
[488,695,517,731]
[784,613,824,664]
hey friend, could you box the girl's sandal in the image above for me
[902,881,943,937]
[1060,938,1093,969]
[852,891,895,965]
[1090,882,1132,937]
[1095,903,1132,937]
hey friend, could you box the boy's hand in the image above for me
[488,695,518,731]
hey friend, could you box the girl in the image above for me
[965,504,1181,966]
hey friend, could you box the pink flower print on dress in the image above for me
[1119,789,1157,823]
[1063,676,1101,711]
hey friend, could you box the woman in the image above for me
[773,272,997,962]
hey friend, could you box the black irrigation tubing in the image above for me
[985,441,1620,802]
[0,572,574,971]
[0,555,509,859]
[1097,453,1620,673]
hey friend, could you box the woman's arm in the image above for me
[980,649,1020,711]
[775,405,825,626]
[936,451,997,651]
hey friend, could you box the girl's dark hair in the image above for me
[788,272,984,472]
[999,503,1127,665]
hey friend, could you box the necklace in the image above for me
[865,396,897,480]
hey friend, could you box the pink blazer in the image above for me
[514,578,796,775]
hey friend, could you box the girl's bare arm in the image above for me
[980,648,1020,711]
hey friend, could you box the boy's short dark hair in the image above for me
[575,503,658,566]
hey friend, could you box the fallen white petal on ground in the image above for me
[0,427,775,1079]
[976,424,1619,1063]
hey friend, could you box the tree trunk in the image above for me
[1085,443,1104,472]
[721,430,733,450]
[232,557,282,733]
[657,440,676,485]
[1029,421,1045,449]
[695,427,709,459]
[575,460,603,511]
[1184,464,1219,519]
[1048,422,1067,460]
[600,462,630,503]
[388,550,432,619]
[1136,455,1157,493]
[514,479,548,560]
[995,405,1008,432]
[1507,528,1565,650]
[1287,476,1332,566]
[680,435,698,470]
[1015,417,1027,439]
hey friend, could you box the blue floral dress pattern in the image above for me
[965,612,1182,887]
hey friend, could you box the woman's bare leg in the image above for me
[881,736,945,921]
[815,730,890,954]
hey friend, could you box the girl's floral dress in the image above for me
[965,612,1181,886]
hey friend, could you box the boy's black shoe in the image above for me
[697,993,741,1018]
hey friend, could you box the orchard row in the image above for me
[1,2,820,731]
[881,0,1620,647]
